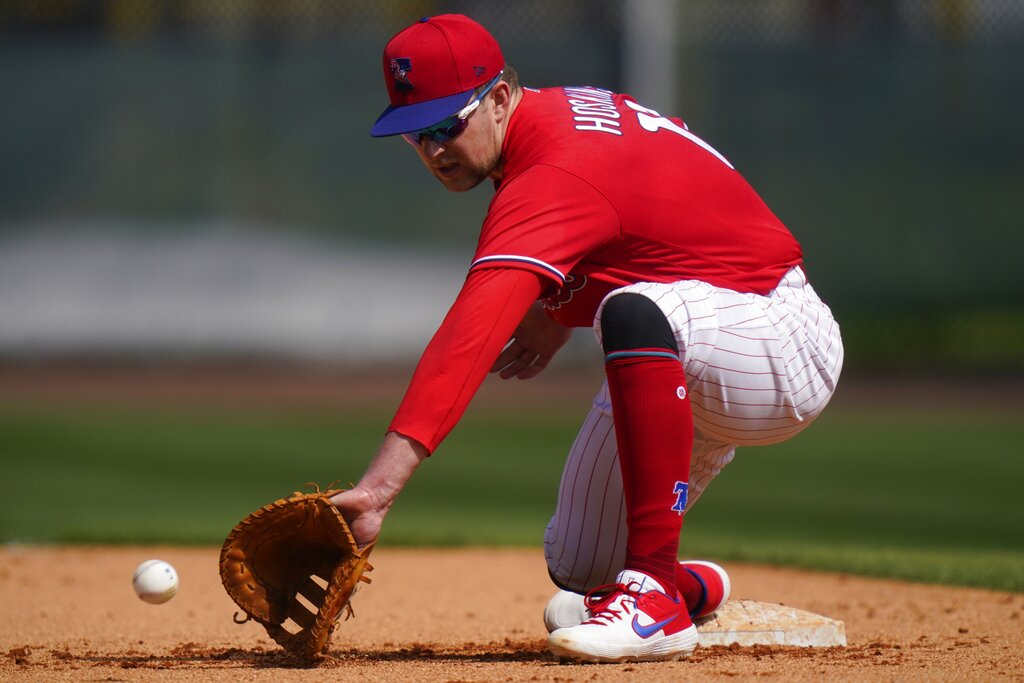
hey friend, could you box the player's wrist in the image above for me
[351,432,427,514]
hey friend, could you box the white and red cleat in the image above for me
[547,569,699,663]
[543,588,591,634]
[544,559,731,632]
[679,560,731,620]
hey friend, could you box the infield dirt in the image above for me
[2,546,1022,682]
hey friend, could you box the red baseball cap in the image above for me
[371,14,504,137]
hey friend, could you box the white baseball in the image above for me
[132,559,179,604]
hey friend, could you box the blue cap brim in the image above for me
[370,88,474,138]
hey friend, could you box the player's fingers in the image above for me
[499,350,539,379]
[491,341,524,373]
[517,364,543,380]
[499,361,528,379]
[516,353,550,380]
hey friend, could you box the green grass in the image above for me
[678,406,1024,590]
[1,401,1022,592]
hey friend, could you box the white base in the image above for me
[695,599,847,647]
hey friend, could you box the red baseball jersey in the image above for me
[469,86,802,327]
[390,86,804,452]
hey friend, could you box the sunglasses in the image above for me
[402,71,503,146]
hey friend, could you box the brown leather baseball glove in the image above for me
[219,484,374,663]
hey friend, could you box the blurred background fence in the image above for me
[1,0,1022,374]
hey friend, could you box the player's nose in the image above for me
[421,138,446,158]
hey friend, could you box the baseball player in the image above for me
[331,14,843,663]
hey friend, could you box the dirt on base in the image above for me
[2,546,1022,682]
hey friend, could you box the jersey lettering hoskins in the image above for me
[470,86,802,327]
[565,87,623,135]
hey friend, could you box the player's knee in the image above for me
[600,293,678,354]
[547,561,606,594]
[547,566,580,593]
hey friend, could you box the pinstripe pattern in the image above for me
[544,267,843,592]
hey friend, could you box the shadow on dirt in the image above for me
[71,640,555,670]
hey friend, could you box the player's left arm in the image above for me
[490,301,572,380]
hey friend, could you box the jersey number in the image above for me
[625,99,734,170]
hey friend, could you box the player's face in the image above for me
[408,84,512,193]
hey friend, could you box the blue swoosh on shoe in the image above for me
[631,614,678,639]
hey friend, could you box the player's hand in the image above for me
[330,487,385,549]
[491,302,572,380]
[330,432,427,548]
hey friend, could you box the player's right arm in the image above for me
[332,267,545,546]
[334,166,616,544]
[329,431,426,548]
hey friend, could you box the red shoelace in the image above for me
[582,582,644,625]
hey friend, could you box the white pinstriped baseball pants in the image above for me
[543,267,843,592]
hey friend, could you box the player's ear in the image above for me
[490,81,513,123]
